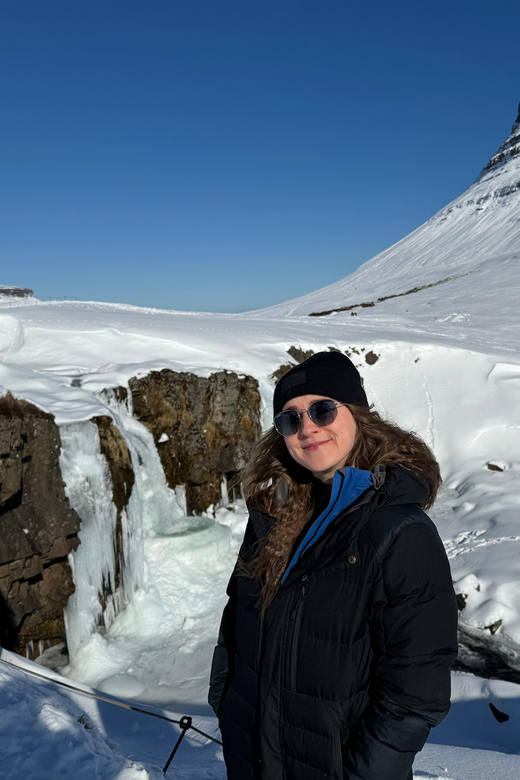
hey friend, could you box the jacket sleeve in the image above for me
[208,515,256,718]
[208,566,239,718]
[343,520,459,780]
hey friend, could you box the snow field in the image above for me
[2,294,520,727]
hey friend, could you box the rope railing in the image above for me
[0,655,222,775]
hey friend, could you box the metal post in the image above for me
[163,715,192,775]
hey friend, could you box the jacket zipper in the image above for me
[280,491,377,590]
[289,584,308,690]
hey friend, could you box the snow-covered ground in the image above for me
[2,311,519,778]
[2,645,520,779]
[2,300,520,656]
[1,109,520,776]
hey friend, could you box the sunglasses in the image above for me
[274,399,348,437]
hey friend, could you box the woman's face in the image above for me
[281,394,358,483]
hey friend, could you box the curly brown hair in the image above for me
[237,403,441,614]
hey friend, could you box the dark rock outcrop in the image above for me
[0,286,33,298]
[129,369,261,514]
[0,394,80,659]
[479,101,520,178]
[270,346,316,384]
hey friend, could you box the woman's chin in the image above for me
[303,457,340,480]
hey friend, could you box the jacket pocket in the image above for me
[323,700,350,780]
[331,726,344,780]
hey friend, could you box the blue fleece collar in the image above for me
[281,467,374,584]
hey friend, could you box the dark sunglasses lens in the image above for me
[308,400,337,426]
[275,410,300,436]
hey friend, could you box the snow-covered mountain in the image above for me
[251,104,520,354]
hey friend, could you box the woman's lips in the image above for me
[303,440,330,451]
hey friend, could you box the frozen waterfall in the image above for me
[60,388,187,658]
[58,387,242,706]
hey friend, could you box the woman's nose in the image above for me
[298,410,320,437]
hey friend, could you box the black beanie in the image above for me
[273,351,368,417]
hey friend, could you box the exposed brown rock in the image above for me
[308,274,467,317]
[287,346,315,364]
[0,393,80,658]
[129,370,261,514]
[92,416,134,518]
[487,619,503,635]
[365,351,379,365]
[91,415,135,596]
[270,346,317,384]
[270,363,295,384]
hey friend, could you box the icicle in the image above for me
[174,485,187,515]
[60,421,119,658]
[220,474,229,506]
[101,387,186,538]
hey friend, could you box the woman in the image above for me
[209,351,458,780]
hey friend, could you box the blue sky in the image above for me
[1,0,519,312]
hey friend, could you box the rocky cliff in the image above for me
[479,102,520,178]
[0,368,262,656]
[0,394,80,659]
[129,369,261,514]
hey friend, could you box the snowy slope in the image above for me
[247,105,520,354]
[0,648,222,780]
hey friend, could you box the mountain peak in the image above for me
[256,100,520,335]
[513,101,520,133]
[478,101,520,179]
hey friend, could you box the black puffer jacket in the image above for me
[209,465,458,780]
